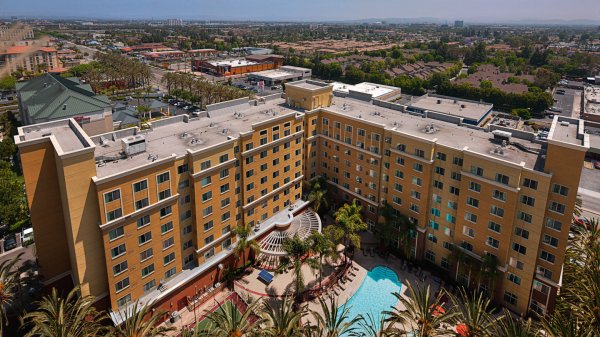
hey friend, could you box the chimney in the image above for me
[62,104,67,110]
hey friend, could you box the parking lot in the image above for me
[551,86,580,118]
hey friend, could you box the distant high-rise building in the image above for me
[455,20,464,28]
[166,18,183,26]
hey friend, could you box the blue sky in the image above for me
[3,0,599,23]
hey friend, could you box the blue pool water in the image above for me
[338,266,403,335]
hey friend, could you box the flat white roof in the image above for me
[208,59,258,67]
[332,82,397,98]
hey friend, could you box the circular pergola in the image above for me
[258,209,322,257]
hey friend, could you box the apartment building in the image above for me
[0,45,63,74]
[16,80,587,321]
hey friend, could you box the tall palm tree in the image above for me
[478,254,499,296]
[384,281,456,337]
[111,301,174,337]
[21,287,107,337]
[357,312,401,337]
[233,223,261,269]
[334,200,367,261]
[540,310,596,337]
[276,234,319,297]
[260,296,306,337]
[379,203,414,256]
[308,177,328,214]
[494,310,538,337]
[0,253,21,336]
[201,299,262,337]
[308,296,361,337]
[448,288,503,337]
[309,231,337,288]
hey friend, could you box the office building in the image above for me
[16,80,587,321]
[455,20,464,28]
[166,19,183,26]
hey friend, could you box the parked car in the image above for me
[3,234,17,252]
[549,106,562,112]
[22,228,34,243]
[574,217,590,228]
[594,161,600,169]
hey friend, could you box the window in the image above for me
[220,183,230,194]
[164,267,176,279]
[533,280,550,295]
[117,294,131,308]
[540,250,556,263]
[412,177,422,186]
[523,178,538,190]
[466,196,479,208]
[490,206,504,217]
[202,191,212,202]
[549,201,566,214]
[157,172,170,184]
[461,241,473,251]
[113,261,128,276]
[221,211,231,222]
[161,221,173,234]
[160,205,172,217]
[436,152,447,161]
[106,208,123,221]
[220,168,229,179]
[465,212,477,223]
[178,179,190,190]
[441,257,449,270]
[204,235,214,245]
[427,234,438,243]
[446,214,456,224]
[201,176,211,187]
[158,189,171,200]
[141,263,155,277]
[488,221,501,233]
[546,218,562,231]
[413,163,423,172]
[115,277,130,293]
[162,237,175,250]
[203,206,213,217]
[109,226,124,241]
[143,279,156,293]
[515,227,529,239]
[453,157,463,166]
[451,172,462,181]
[200,160,211,170]
[203,220,214,232]
[512,243,527,255]
[221,197,231,208]
[536,266,553,279]
[138,232,152,245]
[414,149,425,158]
[463,226,475,238]
[521,195,535,206]
[104,189,120,203]
[133,180,148,192]
[430,208,440,217]
[137,215,150,228]
[519,211,532,223]
[470,166,484,176]
[425,250,436,262]
[543,234,559,248]
[449,186,460,196]
[219,154,229,163]
[177,164,188,174]
[493,190,506,201]
[487,237,499,248]
[139,248,153,262]
[495,173,509,185]
[552,184,569,196]
[134,198,149,210]
[433,180,444,190]
[469,182,481,192]
[429,221,440,230]
[504,291,518,306]
[448,201,458,210]
[507,273,521,285]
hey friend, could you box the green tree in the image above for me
[0,253,21,335]
[449,288,503,337]
[201,299,262,337]
[309,231,337,288]
[0,76,16,91]
[480,80,493,89]
[308,297,361,337]
[260,297,306,337]
[334,200,367,261]
[276,234,319,297]
[21,287,107,337]
[307,177,328,214]
[0,164,29,231]
[494,310,539,337]
[233,223,260,269]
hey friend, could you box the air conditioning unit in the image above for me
[122,135,146,156]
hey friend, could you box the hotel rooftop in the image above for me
[16,83,590,180]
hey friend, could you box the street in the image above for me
[0,244,36,269]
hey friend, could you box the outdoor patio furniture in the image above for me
[258,269,274,284]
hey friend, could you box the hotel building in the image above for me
[16,80,587,321]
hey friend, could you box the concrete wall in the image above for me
[206,97,250,117]
[426,110,463,125]
[489,124,536,141]
[372,99,406,112]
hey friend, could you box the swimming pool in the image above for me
[339,265,403,335]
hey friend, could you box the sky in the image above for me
[3,0,600,23]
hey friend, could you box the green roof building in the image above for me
[17,73,113,136]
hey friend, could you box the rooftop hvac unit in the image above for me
[560,121,570,126]
[492,130,512,142]
[121,135,146,156]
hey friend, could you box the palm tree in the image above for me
[494,310,538,337]
[357,312,401,337]
[334,200,367,261]
[0,253,21,335]
[308,296,361,337]
[379,203,414,257]
[448,288,503,337]
[260,296,306,337]
[308,177,328,214]
[540,310,596,337]
[111,301,174,337]
[233,223,261,269]
[276,234,319,298]
[309,231,337,288]
[478,254,499,296]
[384,281,456,337]
[201,299,262,337]
[449,246,472,285]
[21,287,107,337]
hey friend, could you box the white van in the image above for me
[22,228,34,243]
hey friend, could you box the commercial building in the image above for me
[166,19,183,26]
[247,66,312,86]
[17,80,587,321]
[193,59,273,76]
[332,82,402,101]
[244,54,284,68]
[16,73,112,135]
[455,20,464,28]
[582,85,600,123]
[0,45,63,74]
